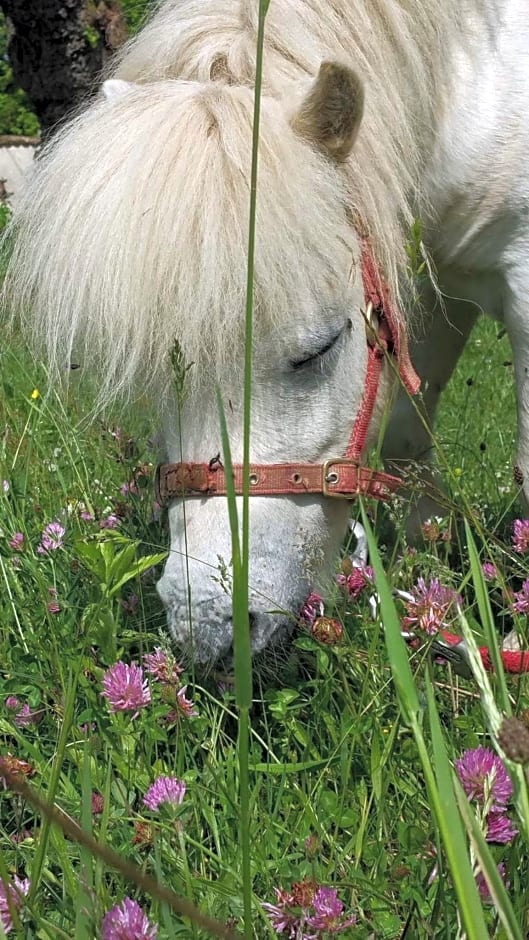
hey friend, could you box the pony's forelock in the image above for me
[114,0,471,286]
[4,80,352,405]
[4,0,472,406]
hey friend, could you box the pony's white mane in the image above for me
[4,0,472,404]
[7,81,354,397]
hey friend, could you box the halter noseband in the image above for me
[155,240,420,506]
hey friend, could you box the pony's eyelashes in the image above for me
[289,324,346,372]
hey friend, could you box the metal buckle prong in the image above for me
[364,300,380,346]
[322,458,357,499]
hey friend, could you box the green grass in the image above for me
[6,0,528,935]
[437,318,517,523]
[0,318,528,938]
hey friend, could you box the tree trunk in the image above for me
[0,0,127,136]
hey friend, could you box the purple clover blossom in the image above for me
[80,510,94,522]
[120,481,139,497]
[300,592,324,627]
[306,887,356,933]
[14,704,42,728]
[512,579,529,614]
[481,562,498,581]
[5,697,19,710]
[336,566,373,599]
[263,889,303,937]
[100,513,120,530]
[143,647,182,684]
[10,830,31,845]
[512,518,529,553]
[92,792,104,815]
[455,747,513,808]
[0,875,30,935]
[37,521,65,554]
[101,662,151,715]
[175,686,198,718]
[120,593,139,616]
[485,811,518,844]
[143,775,186,811]
[401,577,460,635]
[476,863,507,903]
[263,882,353,938]
[47,600,61,614]
[8,533,24,551]
[421,516,450,542]
[166,686,199,723]
[101,897,158,940]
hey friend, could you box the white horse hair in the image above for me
[4,0,467,402]
[4,0,529,665]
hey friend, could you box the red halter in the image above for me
[155,240,420,506]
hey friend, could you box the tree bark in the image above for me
[0,1,127,135]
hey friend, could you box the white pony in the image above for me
[4,0,529,665]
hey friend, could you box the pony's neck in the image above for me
[421,0,526,268]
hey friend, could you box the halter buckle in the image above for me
[322,458,358,499]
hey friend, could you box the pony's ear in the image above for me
[291,62,364,162]
[102,79,138,101]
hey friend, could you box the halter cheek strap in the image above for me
[155,239,420,506]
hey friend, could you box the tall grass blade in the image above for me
[360,506,489,936]
[74,742,95,939]
[216,391,252,939]
[29,672,78,899]
[464,519,510,714]
[425,675,494,938]
[453,777,523,939]
[1,763,237,939]
[359,501,420,724]
[218,0,271,933]
[457,608,529,841]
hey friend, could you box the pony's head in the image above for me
[5,65,394,667]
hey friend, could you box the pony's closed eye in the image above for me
[289,321,349,371]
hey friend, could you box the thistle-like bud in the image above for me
[498,716,529,765]
[311,616,343,645]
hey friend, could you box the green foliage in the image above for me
[121,0,154,34]
[0,323,528,937]
[0,13,39,136]
[82,22,101,49]
[0,2,155,137]
[0,90,39,136]
[0,201,11,231]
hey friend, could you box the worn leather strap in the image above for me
[155,458,403,504]
[156,238,420,507]
[359,236,420,398]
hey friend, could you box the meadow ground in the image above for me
[1,317,528,938]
